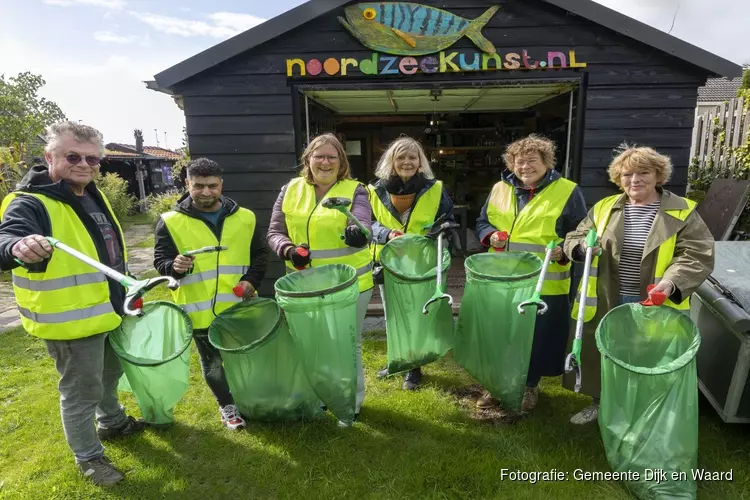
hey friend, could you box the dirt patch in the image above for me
[447,384,527,425]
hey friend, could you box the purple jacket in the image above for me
[267,181,373,259]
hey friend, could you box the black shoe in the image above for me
[97,415,147,441]
[377,366,389,379]
[402,367,422,391]
[78,455,124,486]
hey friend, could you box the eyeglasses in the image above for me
[312,154,339,163]
[65,153,101,167]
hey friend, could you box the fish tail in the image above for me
[465,5,499,54]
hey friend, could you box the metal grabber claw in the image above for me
[44,236,179,317]
[422,218,460,315]
[321,197,371,239]
[517,239,557,316]
[564,229,599,393]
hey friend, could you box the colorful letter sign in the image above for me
[285,2,588,78]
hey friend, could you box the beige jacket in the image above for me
[562,189,714,398]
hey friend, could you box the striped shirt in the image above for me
[619,201,660,295]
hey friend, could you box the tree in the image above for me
[0,72,66,163]
[172,126,190,188]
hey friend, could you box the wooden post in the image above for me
[714,101,727,174]
[730,97,744,172]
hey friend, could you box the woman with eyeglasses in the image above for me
[267,133,373,420]
[474,134,587,415]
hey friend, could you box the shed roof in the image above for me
[152,0,742,90]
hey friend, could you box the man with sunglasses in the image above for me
[0,121,146,487]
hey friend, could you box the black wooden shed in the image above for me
[150,0,741,294]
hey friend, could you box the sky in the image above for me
[2,0,748,148]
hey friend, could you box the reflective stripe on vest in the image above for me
[486,178,577,295]
[162,206,255,329]
[368,181,442,263]
[0,191,125,340]
[282,177,373,292]
[572,194,696,322]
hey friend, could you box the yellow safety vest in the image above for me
[282,177,373,292]
[162,206,255,329]
[368,180,443,262]
[573,194,697,322]
[0,191,125,340]
[486,178,577,295]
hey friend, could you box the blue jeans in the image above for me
[619,295,642,305]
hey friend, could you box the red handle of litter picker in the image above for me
[492,231,509,252]
[132,298,144,310]
[233,285,244,297]
[641,284,666,306]
[294,245,310,271]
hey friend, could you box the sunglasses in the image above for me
[65,153,101,167]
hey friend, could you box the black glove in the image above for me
[287,245,311,269]
[344,225,368,248]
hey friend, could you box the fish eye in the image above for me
[363,8,377,20]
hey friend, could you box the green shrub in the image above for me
[0,148,24,202]
[94,172,137,220]
[147,189,182,224]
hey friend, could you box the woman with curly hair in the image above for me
[475,134,587,414]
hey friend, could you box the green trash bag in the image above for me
[596,303,701,500]
[109,301,193,425]
[208,298,324,422]
[380,234,454,374]
[454,252,541,412]
[275,264,360,424]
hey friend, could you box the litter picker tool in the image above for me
[641,284,666,306]
[321,197,371,239]
[564,229,598,393]
[421,218,459,315]
[43,236,179,317]
[183,245,228,256]
[517,239,559,315]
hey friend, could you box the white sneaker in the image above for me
[570,404,599,425]
[220,404,246,430]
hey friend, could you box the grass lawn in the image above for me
[121,213,152,231]
[1,306,749,498]
[135,235,155,249]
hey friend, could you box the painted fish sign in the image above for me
[338,3,500,56]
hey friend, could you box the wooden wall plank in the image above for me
[586,87,699,110]
[186,115,295,135]
[183,95,293,116]
[585,108,696,129]
[190,134,295,155]
[176,75,291,97]
[199,153,298,172]
[583,128,694,149]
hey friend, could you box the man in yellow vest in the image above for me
[0,121,146,486]
[154,158,268,431]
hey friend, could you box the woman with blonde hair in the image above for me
[370,136,455,390]
[475,134,587,414]
[563,145,714,425]
[267,133,373,419]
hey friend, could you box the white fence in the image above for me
[690,97,750,172]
